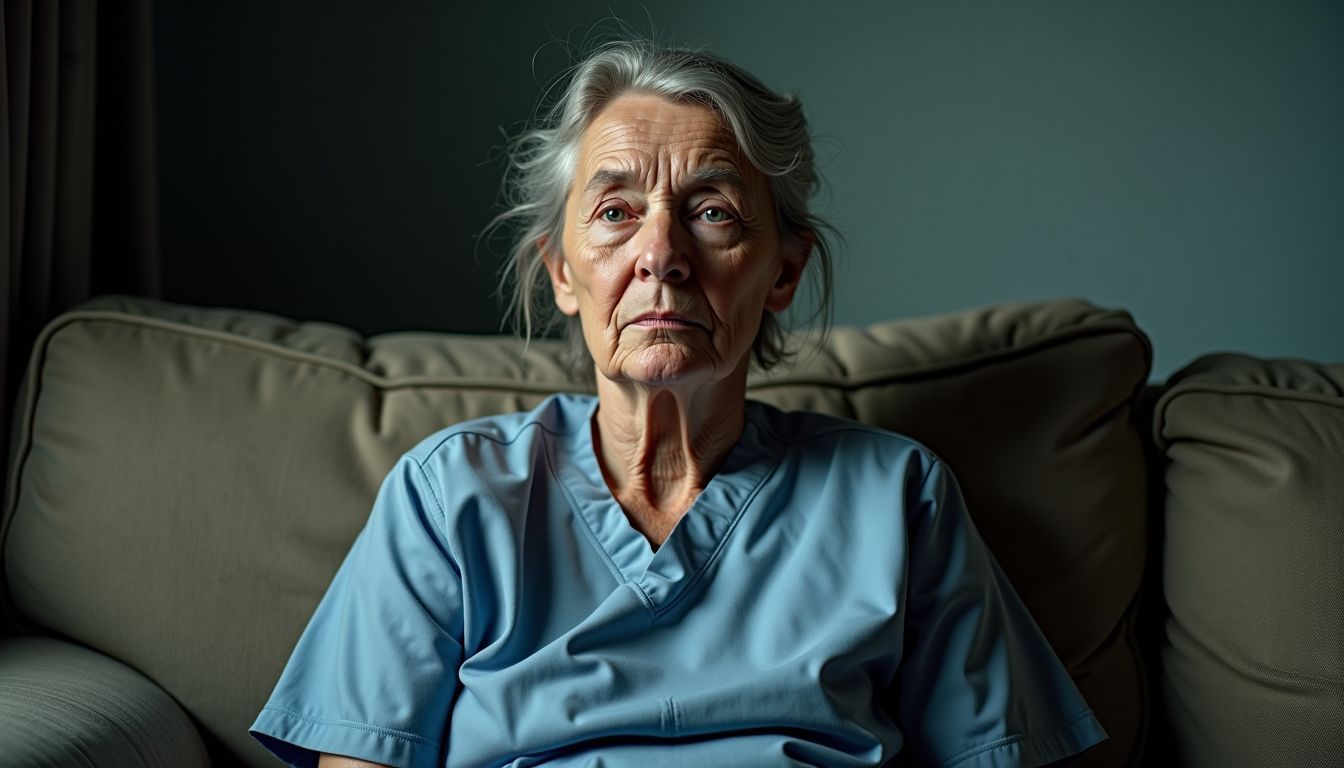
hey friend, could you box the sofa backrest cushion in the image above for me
[1,295,1151,766]
[1153,354,1344,767]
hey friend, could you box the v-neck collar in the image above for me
[550,395,779,617]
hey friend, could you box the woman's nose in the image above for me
[635,215,690,283]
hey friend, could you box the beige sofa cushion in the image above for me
[1153,354,1344,767]
[1,295,1150,766]
[0,635,210,767]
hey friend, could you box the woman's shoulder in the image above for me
[384,394,595,518]
[402,393,596,465]
[745,399,940,468]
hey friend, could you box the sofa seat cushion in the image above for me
[0,635,210,767]
[1154,354,1344,767]
[1,295,1151,766]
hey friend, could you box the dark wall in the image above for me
[155,2,1344,376]
[155,2,583,334]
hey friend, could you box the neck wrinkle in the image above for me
[591,366,749,514]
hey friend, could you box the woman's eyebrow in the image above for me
[580,166,749,200]
[687,166,748,196]
[582,168,633,199]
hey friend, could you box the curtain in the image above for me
[1,0,159,471]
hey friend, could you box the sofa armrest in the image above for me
[1153,353,1344,766]
[0,635,210,767]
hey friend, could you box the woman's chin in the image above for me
[606,344,721,388]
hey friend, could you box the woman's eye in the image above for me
[698,207,733,223]
[600,207,628,223]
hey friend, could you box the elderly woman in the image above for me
[250,39,1105,768]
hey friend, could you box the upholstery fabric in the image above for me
[1153,354,1344,767]
[1,295,1151,766]
[0,635,209,767]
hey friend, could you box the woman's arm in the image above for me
[251,455,466,767]
[317,754,393,768]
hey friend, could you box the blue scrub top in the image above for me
[250,394,1105,767]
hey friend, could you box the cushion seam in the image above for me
[1154,381,1344,451]
[38,309,1149,394]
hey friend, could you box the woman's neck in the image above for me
[592,370,749,546]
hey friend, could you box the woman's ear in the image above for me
[539,236,580,317]
[764,228,814,313]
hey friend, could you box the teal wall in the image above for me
[156,1,1343,378]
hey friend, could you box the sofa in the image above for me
[0,295,1338,767]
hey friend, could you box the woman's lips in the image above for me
[629,313,703,329]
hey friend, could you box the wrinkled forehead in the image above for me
[572,94,768,198]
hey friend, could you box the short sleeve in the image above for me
[894,459,1107,768]
[250,456,464,768]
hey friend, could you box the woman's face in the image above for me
[545,94,804,389]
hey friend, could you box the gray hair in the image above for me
[488,37,836,377]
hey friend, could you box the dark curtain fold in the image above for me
[1,0,159,475]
